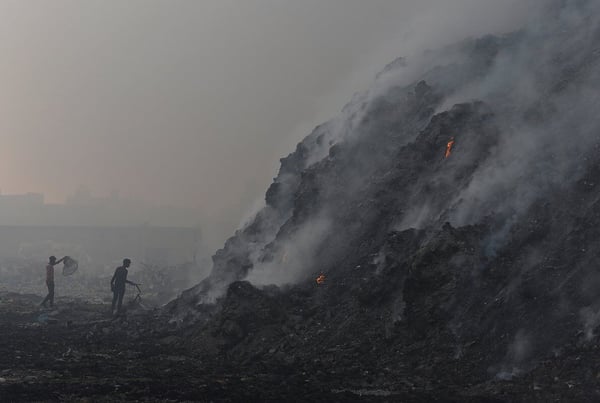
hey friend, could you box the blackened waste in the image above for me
[7,2,600,401]
[167,3,600,399]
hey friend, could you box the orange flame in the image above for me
[316,274,326,285]
[445,137,455,158]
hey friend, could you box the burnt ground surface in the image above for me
[0,292,450,403]
[1,287,600,403]
[6,6,600,402]
[0,292,354,403]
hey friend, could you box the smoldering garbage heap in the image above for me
[165,4,600,399]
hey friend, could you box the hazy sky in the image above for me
[0,0,540,235]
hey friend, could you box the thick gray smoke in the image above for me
[383,1,600,238]
[245,215,332,286]
[237,1,582,288]
[441,1,600,250]
[0,0,542,251]
[0,1,556,289]
[177,0,600,306]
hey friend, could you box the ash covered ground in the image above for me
[0,258,199,306]
[6,1,600,401]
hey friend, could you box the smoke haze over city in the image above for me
[0,0,540,250]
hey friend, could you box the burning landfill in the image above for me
[445,137,455,159]
[5,2,600,402]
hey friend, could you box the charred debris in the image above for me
[6,4,600,401]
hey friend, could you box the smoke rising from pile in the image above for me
[0,0,543,257]
[245,216,332,286]
[447,1,600,229]
[495,329,532,380]
[227,0,575,288]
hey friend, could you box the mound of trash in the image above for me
[168,2,600,400]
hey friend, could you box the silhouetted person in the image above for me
[41,255,66,308]
[111,258,137,315]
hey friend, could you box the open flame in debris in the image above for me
[445,137,455,159]
[316,274,326,285]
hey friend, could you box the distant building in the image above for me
[0,192,204,265]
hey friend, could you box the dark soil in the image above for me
[0,292,443,402]
[2,287,599,402]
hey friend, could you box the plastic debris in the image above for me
[62,256,79,276]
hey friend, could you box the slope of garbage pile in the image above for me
[168,3,600,401]
[167,105,600,401]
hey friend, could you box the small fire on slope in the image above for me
[445,137,455,158]
[316,274,326,285]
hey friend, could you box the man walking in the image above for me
[41,255,66,308]
[110,258,137,315]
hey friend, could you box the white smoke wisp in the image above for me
[423,1,600,234]
[244,216,332,286]
[397,203,433,231]
[580,306,600,341]
[495,329,532,380]
[195,1,598,297]
[283,0,549,176]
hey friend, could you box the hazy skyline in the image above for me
[0,0,541,241]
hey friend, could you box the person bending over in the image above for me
[110,258,137,315]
